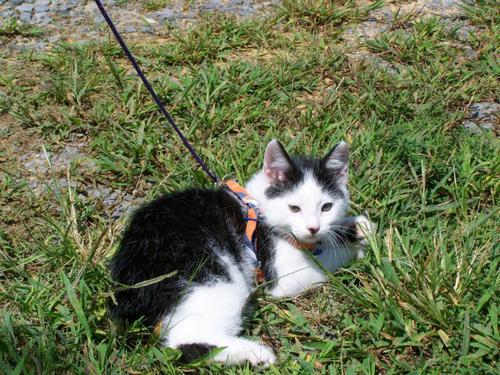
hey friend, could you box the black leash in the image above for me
[94,0,219,184]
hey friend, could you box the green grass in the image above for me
[0,18,44,38]
[276,0,384,28]
[1,1,499,373]
[144,0,172,12]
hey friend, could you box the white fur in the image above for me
[267,238,327,297]
[160,254,276,367]
[352,215,377,259]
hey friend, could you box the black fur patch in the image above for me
[178,343,216,363]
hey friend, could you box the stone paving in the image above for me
[0,0,479,50]
[0,0,276,51]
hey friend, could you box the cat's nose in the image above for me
[308,227,319,235]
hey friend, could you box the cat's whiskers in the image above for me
[328,223,354,235]
[325,230,348,250]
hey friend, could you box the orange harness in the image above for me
[224,180,259,254]
[223,180,266,284]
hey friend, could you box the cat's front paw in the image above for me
[353,215,376,259]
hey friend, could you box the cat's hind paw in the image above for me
[213,339,277,368]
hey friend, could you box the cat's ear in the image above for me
[263,139,292,183]
[324,141,349,186]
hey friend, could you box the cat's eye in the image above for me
[289,205,301,213]
[322,203,333,212]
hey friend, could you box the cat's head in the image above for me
[246,139,350,244]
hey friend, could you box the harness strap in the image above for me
[223,180,260,259]
[223,180,266,283]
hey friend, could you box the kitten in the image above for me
[109,140,374,367]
